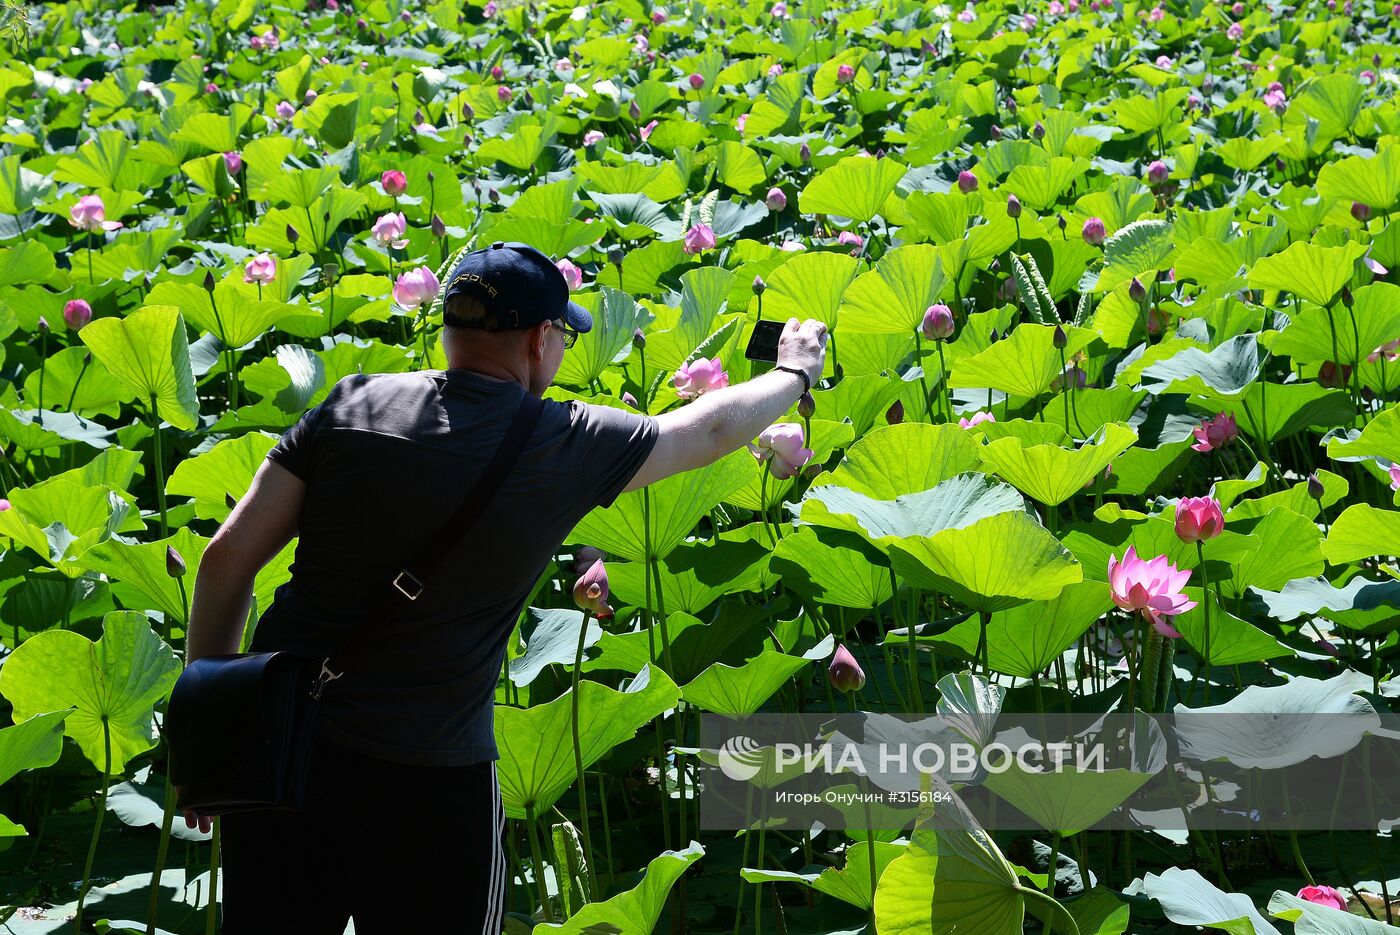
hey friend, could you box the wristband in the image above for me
[774,365,811,396]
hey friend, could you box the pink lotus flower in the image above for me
[490,65,504,80]
[557,258,583,290]
[381,170,407,195]
[1155,55,1173,68]
[1149,4,1165,18]
[497,85,513,103]
[837,231,864,249]
[223,151,243,175]
[958,7,976,21]
[1227,21,1244,39]
[688,73,705,90]
[836,64,855,84]
[652,7,668,23]
[1351,202,1372,222]
[484,0,497,15]
[765,187,787,211]
[573,559,614,619]
[1369,337,1400,363]
[747,422,813,479]
[1147,160,1169,186]
[393,266,440,311]
[69,195,122,233]
[1108,545,1197,637]
[768,63,784,78]
[555,58,574,73]
[0,499,9,511]
[1389,464,1400,491]
[79,78,93,93]
[1175,496,1224,543]
[244,253,277,284]
[828,644,866,692]
[582,129,605,146]
[1263,87,1287,112]
[1083,217,1106,245]
[1023,12,1038,27]
[683,223,716,254]
[1049,0,1065,13]
[736,113,748,133]
[957,170,979,193]
[674,356,729,399]
[371,211,409,250]
[276,100,296,120]
[1051,364,1088,391]
[63,299,92,331]
[1296,886,1347,911]
[771,0,788,14]
[622,391,639,409]
[639,119,658,140]
[1191,413,1238,452]
[959,411,996,429]
[921,304,955,340]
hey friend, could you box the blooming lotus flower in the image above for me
[223,151,243,175]
[573,558,614,619]
[63,299,92,331]
[1389,463,1400,491]
[674,356,729,399]
[1227,21,1244,39]
[958,411,996,429]
[249,33,264,50]
[688,73,705,90]
[765,187,787,211]
[747,422,813,479]
[836,64,855,84]
[555,58,574,74]
[484,0,498,15]
[1155,55,1172,68]
[582,129,605,146]
[1082,217,1107,245]
[1149,4,1165,18]
[381,170,407,196]
[372,211,409,250]
[735,113,748,133]
[393,266,440,311]
[1191,413,1238,452]
[837,231,864,249]
[69,195,122,233]
[1175,496,1224,543]
[1296,886,1347,911]
[1361,69,1376,85]
[1367,338,1400,363]
[557,258,583,290]
[1107,545,1197,637]
[768,63,784,78]
[1049,0,1065,13]
[779,239,805,251]
[683,223,716,254]
[1263,87,1287,112]
[828,644,866,692]
[276,100,296,120]
[957,170,979,193]
[772,0,788,14]
[244,253,277,284]
[640,119,658,140]
[921,304,955,340]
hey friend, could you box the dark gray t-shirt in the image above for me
[251,367,659,766]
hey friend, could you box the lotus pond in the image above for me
[1,0,1400,931]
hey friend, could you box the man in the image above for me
[182,240,828,933]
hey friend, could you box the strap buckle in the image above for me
[392,569,424,601]
[310,658,342,700]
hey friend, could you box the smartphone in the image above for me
[744,319,788,363]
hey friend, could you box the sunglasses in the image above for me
[552,319,579,349]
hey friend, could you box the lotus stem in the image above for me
[889,566,923,710]
[1139,619,1164,713]
[148,396,169,541]
[65,353,90,414]
[1046,831,1061,895]
[1190,540,1212,705]
[205,821,220,935]
[571,609,600,899]
[146,779,178,935]
[935,341,951,421]
[914,331,934,421]
[523,807,556,923]
[75,715,112,934]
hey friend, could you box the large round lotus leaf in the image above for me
[164,432,276,522]
[1206,381,1356,442]
[760,250,861,325]
[742,840,905,910]
[873,824,938,934]
[1138,334,1260,400]
[979,422,1137,506]
[681,634,833,717]
[770,526,893,610]
[1247,575,1400,635]
[1322,504,1400,564]
[1247,240,1369,308]
[78,305,200,431]
[1166,589,1292,667]
[796,473,1026,549]
[0,478,136,578]
[810,374,905,438]
[1270,283,1400,367]
[839,245,946,334]
[1095,219,1174,293]
[536,842,704,934]
[0,709,69,790]
[887,510,1083,612]
[77,528,210,626]
[146,278,296,349]
[822,423,983,499]
[605,538,769,616]
[1127,867,1282,935]
[1317,146,1400,213]
[799,155,909,223]
[505,608,603,687]
[948,324,1098,399]
[1326,405,1400,461]
[494,664,680,820]
[0,611,180,773]
[556,286,649,387]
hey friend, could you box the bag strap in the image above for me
[311,390,545,697]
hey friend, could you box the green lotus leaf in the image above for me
[922,581,1112,678]
[888,510,1083,613]
[146,278,295,350]
[21,345,134,419]
[170,103,254,153]
[0,241,58,288]
[1067,887,1132,935]
[1248,576,1400,635]
[1042,387,1146,439]
[0,152,55,215]
[1168,588,1293,667]
[1326,404,1400,461]
[713,141,768,192]
[1205,381,1354,441]
[1322,504,1400,564]
[1316,146,1400,213]
[77,528,210,626]
[165,433,277,522]
[79,305,200,431]
[556,286,648,387]
[506,608,602,687]
[0,709,70,789]
[743,840,904,909]
[1247,240,1368,308]
[1138,334,1260,399]
[1226,468,1348,522]
[797,473,1026,547]
[605,537,769,615]
[949,324,1097,399]
[980,423,1137,506]
[1268,889,1398,935]
[770,525,894,610]
[681,635,832,717]
[873,821,938,934]
[582,602,776,683]
[1096,219,1174,293]
[1218,507,1323,597]
[810,374,906,439]
[0,479,134,577]
[536,842,704,934]
[0,611,181,773]
[1126,867,1281,935]
[839,245,946,334]
[568,449,753,562]
[0,408,117,452]
[494,664,679,820]
[761,250,860,325]
[799,155,909,223]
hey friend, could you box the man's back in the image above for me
[250,366,658,766]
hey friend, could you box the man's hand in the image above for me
[175,786,214,834]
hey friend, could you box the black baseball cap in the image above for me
[440,241,593,334]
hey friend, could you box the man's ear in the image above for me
[530,321,550,360]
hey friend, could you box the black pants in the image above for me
[219,730,506,934]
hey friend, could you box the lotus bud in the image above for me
[1174,496,1224,542]
[1351,202,1372,222]
[989,258,1000,273]
[800,141,812,164]
[688,72,705,90]
[632,327,646,349]
[1374,53,1383,67]
[381,169,407,195]
[223,151,243,175]
[753,275,766,295]
[798,390,815,419]
[203,270,216,292]
[1006,97,1017,114]
[490,65,503,80]
[431,213,446,237]
[957,170,978,193]
[166,545,186,578]
[63,299,93,331]
[886,399,904,424]
[1307,472,1325,500]
[286,223,299,245]
[765,187,787,211]
[608,246,625,267]
[572,558,614,619]
[488,187,500,203]
[622,391,639,409]
[1083,216,1107,245]
[990,124,1003,140]
[1053,324,1067,349]
[1032,121,1045,140]
[628,100,642,120]
[836,63,855,84]
[828,644,865,692]
[988,327,1000,343]
[1057,213,1067,233]
[1006,193,1022,218]
[1129,277,1147,304]
[37,316,49,333]
[462,102,475,120]
[1147,160,1169,186]
[921,304,955,341]
[1341,286,1353,308]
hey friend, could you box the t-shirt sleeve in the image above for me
[266,397,329,482]
[571,401,661,509]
